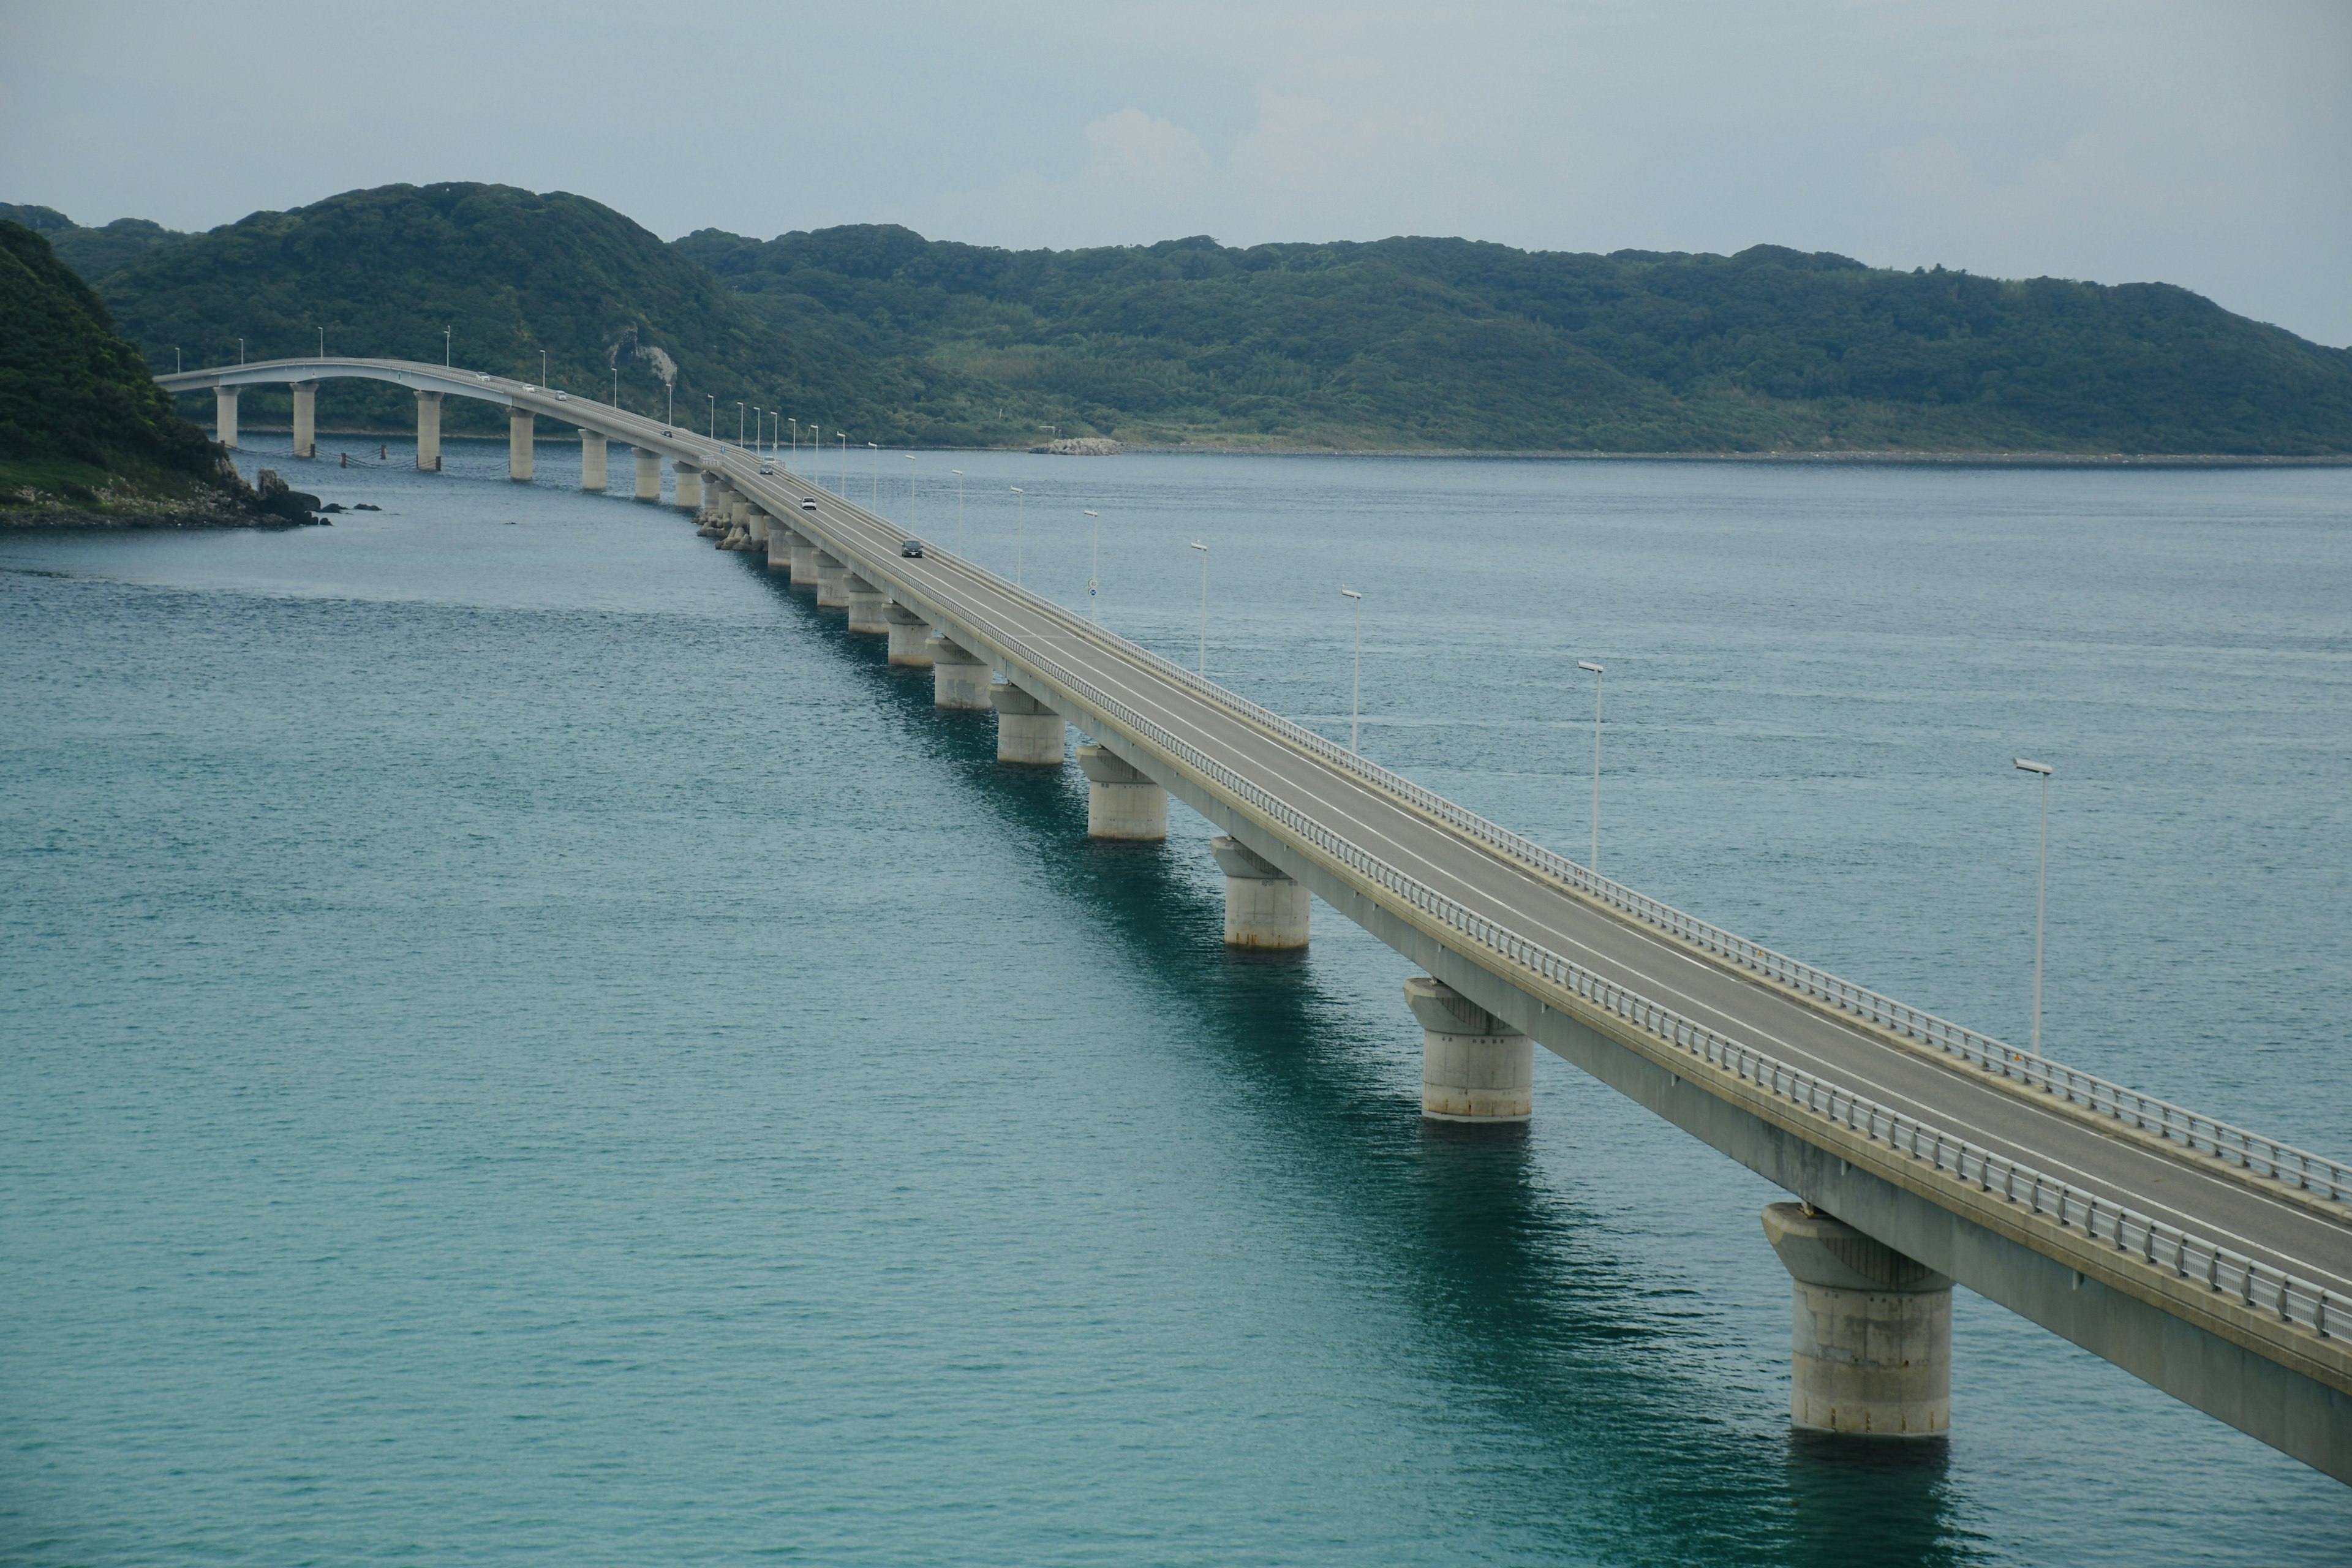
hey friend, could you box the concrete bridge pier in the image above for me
[292,382,317,459]
[214,387,239,450]
[885,603,933,666]
[846,574,888,634]
[928,635,992,709]
[673,461,702,510]
[747,506,769,546]
[992,684,1065,764]
[508,409,535,481]
[767,526,794,571]
[581,431,607,492]
[1210,835,1310,948]
[634,447,660,501]
[815,552,850,609]
[699,478,732,535]
[790,531,821,590]
[415,391,442,471]
[1406,976,1531,1121]
[1076,744,1168,840]
[1762,1203,1953,1439]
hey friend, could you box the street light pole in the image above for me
[789,418,798,470]
[951,469,965,554]
[318,326,325,360]
[738,403,747,449]
[541,349,548,386]
[905,454,918,530]
[1009,488,1025,584]
[1341,588,1364,751]
[2015,758,2054,1055]
[1578,661,1605,873]
[837,432,846,494]
[1190,541,1209,674]
[445,326,451,367]
[1084,510,1101,620]
[707,395,715,440]
[867,442,880,511]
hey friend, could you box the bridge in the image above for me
[159,356,2352,1482]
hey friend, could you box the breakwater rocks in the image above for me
[0,466,330,530]
[1028,437,1123,456]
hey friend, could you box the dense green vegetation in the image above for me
[0,204,187,284]
[0,219,244,515]
[31,180,2350,453]
[681,227,2352,453]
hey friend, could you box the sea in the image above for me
[4,433,2348,1564]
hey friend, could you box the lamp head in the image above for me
[1578,661,1604,675]
[2014,758,2053,777]
[1084,510,1099,518]
[1340,588,1362,601]
[1189,540,1207,553]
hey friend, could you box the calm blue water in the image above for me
[4,435,2348,1564]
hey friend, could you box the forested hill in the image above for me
[676,227,2352,454]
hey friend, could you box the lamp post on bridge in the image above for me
[752,405,761,451]
[1190,540,1209,675]
[444,326,451,368]
[707,395,715,441]
[905,453,917,530]
[837,431,846,494]
[1578,661,1605,873]
[867,442,880,511]
[1341,587,1364,752]
[318,327,325,360]
[1084,510,1101,621]
[238,337,244,366]
[737,402,747,450]
[2014,757,2054,1056]
[541,350,548,388]
[951,469,965,555]
[1010,486,1026,586]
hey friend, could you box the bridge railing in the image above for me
[945,590,2345,1346]
[735,452,2349,1211]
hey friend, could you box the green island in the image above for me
[20,182,2352,456]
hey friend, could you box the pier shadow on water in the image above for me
[751,559,1969,1566]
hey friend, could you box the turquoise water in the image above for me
[4,437,2348,1563]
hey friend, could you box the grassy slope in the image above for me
[0,219,240,512]
[680,227,2352,454]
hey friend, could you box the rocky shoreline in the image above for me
[1,468,336,530]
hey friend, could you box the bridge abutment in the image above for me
[508,409,534,481]
[634,447,660,501]
[581,431,607,492]
[1763,1202,1953,1439]
[292,382,317,459]
[992,683,1065,764]
[886,602,933,666]
[414,391,442,471]
[929,635,992,709]
[1076,744,1168,840]
[846,573,888,633]
[1212,835,1310,948]
[673,461,701,510]
[214,387,239,450]
[1406,976,1531,1121]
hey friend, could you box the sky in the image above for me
[6,0,2349,344]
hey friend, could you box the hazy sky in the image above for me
[7,0,2348,343]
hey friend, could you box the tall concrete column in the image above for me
[927,635,992,709]
[767,525,794,571]
[746,507,769,545]
[291,381,317,459]
[1210,835,1310,948]
[673,461,702,510]
[1076,744,1168,840]
[1762,1203,1953,1438]
[815,552,850,609]
[885,602,933,666]
[699,478,732,533]
[581,431,607,491]
[508,409,535,481]
[845,573,888,633]
[790,531,821,589]
[992,684,1065,764]
[634,446,660,501]
[214,387,239,450]
[1406,976,1531,1121]
[414,390,442,471]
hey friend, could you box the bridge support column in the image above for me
[767,526,794,571]
[699,478,731,535]
[846,574,888,633]
[1076,744,1167,840]
[673,461,701,510]
[634,447,660,501]
[414,390,442,471]
[1211,835,1309,948]
[815,552,850,609]
[214,386,239,450]
[508,409,534,481]
[1406,977,1530,1121]
[1762,1203,1952,1438]
[746,506,769,545]
[928,635,992,709]
[292,381,317,459]
[993,684,1064,764]
[581,431,607,492]
[886,602,933,666]
[790,531,821,589]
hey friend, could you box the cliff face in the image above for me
[0,219,257,525]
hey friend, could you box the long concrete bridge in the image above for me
[159,356,2352,1481]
